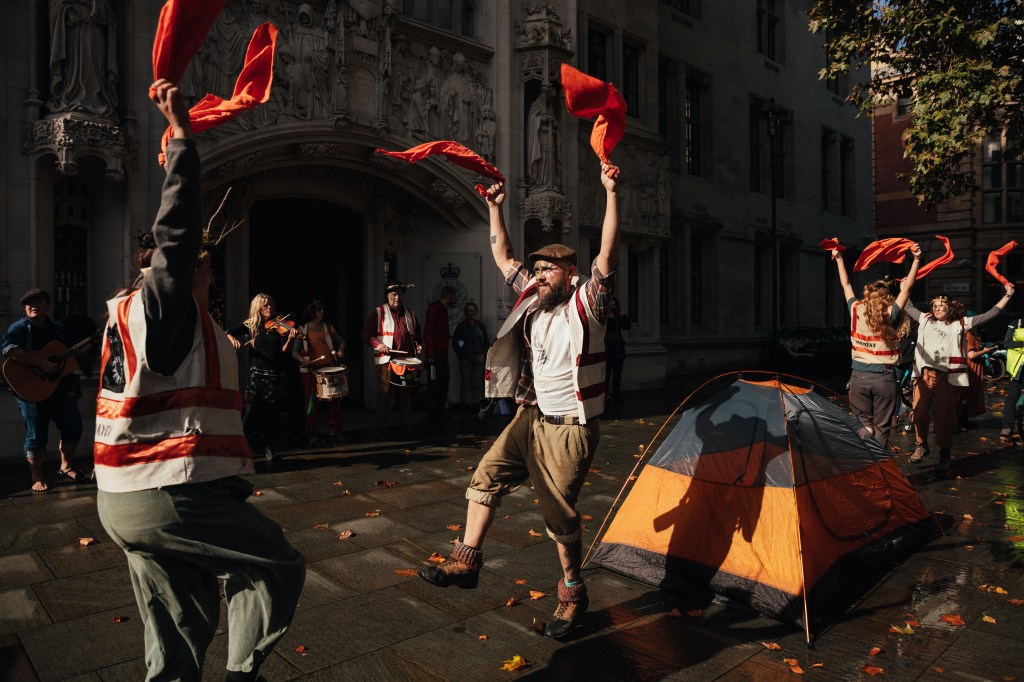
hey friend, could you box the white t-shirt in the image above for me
[530,307,577,415]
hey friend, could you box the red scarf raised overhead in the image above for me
[152,0,226,86]
[560,63,627,169]
[853,238,916,272]
[915,235,954,279]
[818,237,845,259]
[986,240,1018,285]
[159,23,278,164]
[375,141,505,197]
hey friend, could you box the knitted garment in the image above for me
[557,579,588,604]
[451,542,483,569]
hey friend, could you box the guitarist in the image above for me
[1,288,85,491]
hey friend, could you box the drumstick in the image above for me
[310,355,327,363]
[388,349,409,355]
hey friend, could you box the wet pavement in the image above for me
[1,376,1022,681]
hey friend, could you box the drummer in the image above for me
[294,300,345,447]
[362,281,423,439]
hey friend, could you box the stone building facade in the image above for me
[0,0,874,457]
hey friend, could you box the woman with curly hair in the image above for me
[904,281,1015,473]
[227,293,300,459]
[833,242,921,449]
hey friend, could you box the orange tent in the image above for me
[591,376,936,642]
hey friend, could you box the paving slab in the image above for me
[312,546,420,593]
[363,479,466,509]
[19,607,146,682]
[31,565,137,623]
[259,493,400,531]
[0,552,54,590]
[0,519,95,557]
[0,496,96,530]
[328,513,425,549]
[0,586,52,636]
[36,539,126,579]
[0,633,41,682]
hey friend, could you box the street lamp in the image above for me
[764,98,784,347]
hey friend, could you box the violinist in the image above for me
[227,294,298,460]
[293,300,345,447]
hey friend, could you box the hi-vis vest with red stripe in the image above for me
[93,292,253,492]
[849,301,900,365]
[372,304,418,365]
[484,279,606,424]
[913,315,969,387]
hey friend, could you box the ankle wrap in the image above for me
[451,542,483,569]
[557,580,587,603]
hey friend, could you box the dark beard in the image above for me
[537,283,571,311]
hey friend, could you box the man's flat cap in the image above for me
[528,243,577,265]
[19,288,50,305]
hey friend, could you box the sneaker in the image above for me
[908,444,929,463]
[419,560,480,589]
[263,446,275,463]
[544,581,589,640]
[1000,427,1013,440]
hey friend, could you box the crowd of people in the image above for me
[2,59,1021,679]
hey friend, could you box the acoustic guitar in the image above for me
[1,336,95,403]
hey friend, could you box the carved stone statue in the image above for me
[205,6,246,97]
[47,0,119,118]
[476,104,496,161]
[409,46,442,137]
[288,3,332,119]
[527,85,560,190]
[441,52,477,144]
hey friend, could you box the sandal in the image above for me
[56,468,84,483]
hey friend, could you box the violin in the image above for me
[263,314,306,341]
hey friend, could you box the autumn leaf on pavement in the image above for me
[479,634,489,640]
[933,667,944,674]
[902,614,922,628]
[810,663,824,668]
[375,480,399,487]
[446,524,463,531]
[789,665,804,674]
[869,646,885,656]
[365,511,380,517]
[333,481,344,486]
[940,613,966,626]
[1008,599,1024,606]
[394,568,418,577]
[1007,535,1024,542]
[862,664,884,676]
[529,590,546,600]
[313,522,329,530]
[427,552,446,563]
[982,614,997,623]
[783,658,799,666]
[527,529,543,537]
[112,615,128,623]
[684,609,703,618]
[979,584,1008,594]
[78,537,96,546]
[505,597,519,607]
[582,514,594,520]
[963,514,974,521]
[336,530,354,540]
[253,490,263,496]
[514,579,528,585]
[761,642,782,651]
[888,623,915,635]
[294,645,307,653]
[500,655,529,671]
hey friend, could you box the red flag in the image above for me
[853,238,916,272]
[159,23,278,164]
[152,0,226,86]
[375,141,505,197]
[818,237,845,259]
[560,63,627,168]
[986,240,1018,285]
[915,235,954,279]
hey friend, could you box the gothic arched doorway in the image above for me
[249,198,365,407]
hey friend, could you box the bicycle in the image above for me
[984,346,1007,381]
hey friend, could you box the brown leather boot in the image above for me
[419,542,481,589]
[544,580,589,639]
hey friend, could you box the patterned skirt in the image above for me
[245,367,287,405]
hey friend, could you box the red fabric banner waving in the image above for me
[375,141,505,197]
[560,63,627,168]
[159,23,278,164]
[914,235,954,279]
[986,240,1018,285]
[818,237,845,259]
[853,238,916,272]
[152,0,226,85]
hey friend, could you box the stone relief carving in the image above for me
[216,152,264,177]
[288,3,333,119]
[476,104,496,161]
[515,3,573,50]
[441,52,477,144]
[577,138,670,236]
[298,142,344,157]
[527,84,560,190]
[47,0,119,119]
[408,46,443,137]
[519,192,572,234]
[24,116,133,181]
[430,179,465,209]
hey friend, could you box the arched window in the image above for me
[52,177,92,319]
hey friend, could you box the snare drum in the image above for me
[389,357,423,387]
[314,365,349,400]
